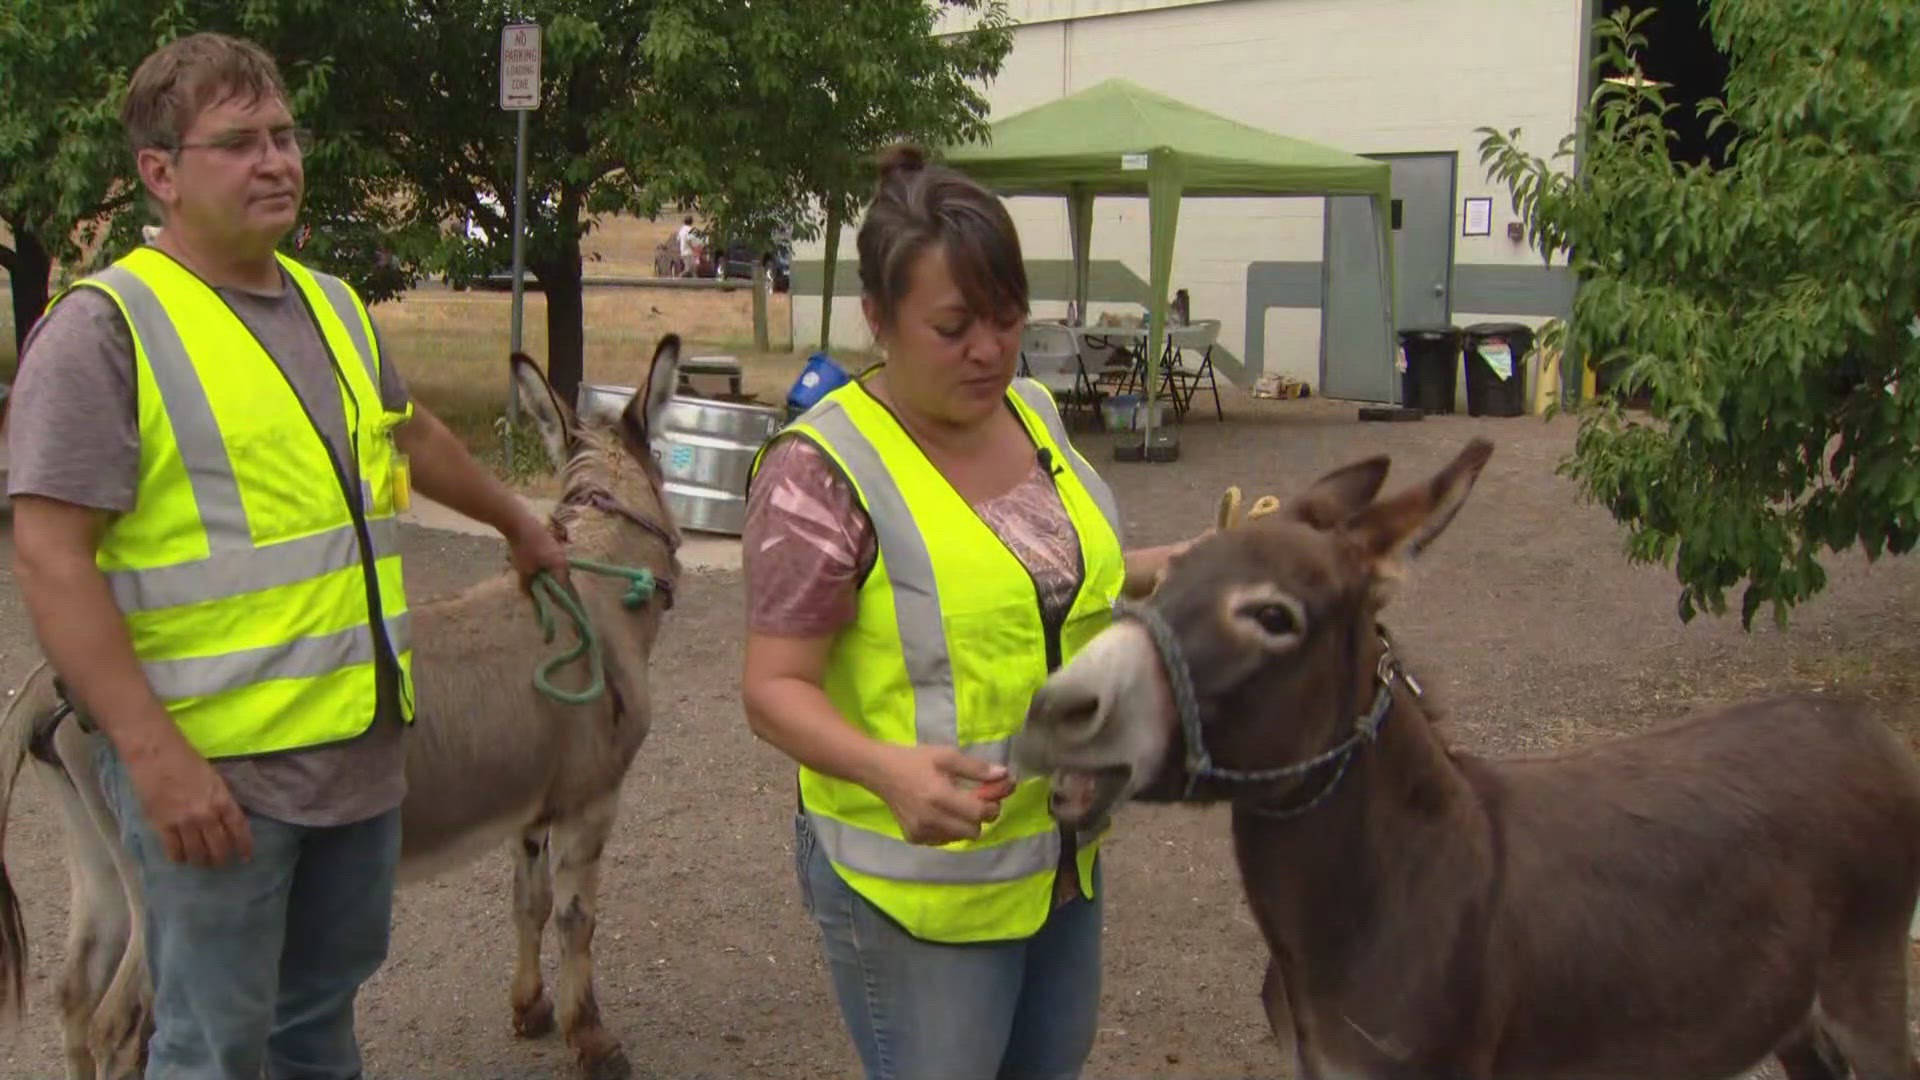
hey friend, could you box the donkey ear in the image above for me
[624,333,682,447]
[1288,455,1391,530]
[1342,439,1493,587]
[510,352,575,470]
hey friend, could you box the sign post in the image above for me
[499,22,541,424]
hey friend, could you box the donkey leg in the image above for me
[63,916,151,1080]
[549,796,629,1080]
[1260,956,1296,1057]
[1775,1023,1846,1080]
[1811,919,1920,1080]
[510,828,557,1038]
[55,876,124,1080]
[43,750,137,1080]
[86,839,154,1080]
[90,937,152,1080]
[50,726,153,1080]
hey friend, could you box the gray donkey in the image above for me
[0,338,686,1080]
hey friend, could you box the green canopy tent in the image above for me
[942,78,1397,454]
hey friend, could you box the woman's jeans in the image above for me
[97,740,400,1080]
[794,812,1103,1080]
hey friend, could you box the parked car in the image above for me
[705,237,791,292]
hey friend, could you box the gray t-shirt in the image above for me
[6,260,410,827]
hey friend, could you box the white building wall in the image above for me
[794,0,1585,392]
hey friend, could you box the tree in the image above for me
[1478,2,1920,629]
[0,0,154,354]
[3,0,1014,408]
[0,0,425,359]
[642,0,1013,351]
[342,0,1012,407]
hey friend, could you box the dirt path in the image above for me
[3,393,1917,1078]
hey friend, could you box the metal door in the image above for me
[1320,153,1457,402]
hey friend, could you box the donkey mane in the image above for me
[548,432,619,537]
[546,424,682,565]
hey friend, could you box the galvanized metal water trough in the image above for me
[576,382,785,537]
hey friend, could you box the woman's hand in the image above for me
[1122,529,1213,597]
[871,744,1018,845]
[745,632,1017,846]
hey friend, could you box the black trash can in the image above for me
[1397,326,1462,415]
[1461,322,1534,417]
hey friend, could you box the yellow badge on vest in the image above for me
[392,453,412,512]
[378,408,414,513]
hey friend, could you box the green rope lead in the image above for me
[531,558,658,704]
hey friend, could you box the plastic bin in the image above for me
[1098,393,1172,434]
[1396,326,1462,415]
[785,351,850,419]
[1461,322,1534,417]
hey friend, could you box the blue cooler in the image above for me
[785,351,851,421]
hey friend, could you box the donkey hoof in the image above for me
[513,994,557,1039]
[578,1044,632,1080]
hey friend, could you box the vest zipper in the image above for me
[856,380,1090,896]
[1033,447,1087,675]
[286,287,404,701]
[1032,440,1089,898]
[858,383,1081,672]
[217,274,401,707]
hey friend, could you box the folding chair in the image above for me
[1020,322,1097,424]
[1158,319,1223,421]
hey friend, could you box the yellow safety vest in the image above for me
[755,374,1127,943]
[56,245,416,761]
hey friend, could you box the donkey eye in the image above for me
[1240,602,1300,639]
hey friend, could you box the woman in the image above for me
[741,145,1197,1080]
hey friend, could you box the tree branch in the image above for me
[87,189,139,218]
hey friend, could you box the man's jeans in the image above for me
[97,741,400,1080]
[795,812,1103,1080]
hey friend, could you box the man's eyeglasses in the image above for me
[169,127,313,162]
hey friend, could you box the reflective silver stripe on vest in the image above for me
[1010,378,1123,540]
[309,270,380,385]
[807,809,1059,884]
[805,400,958,746]
[91,267,252,548]
[106,518,400,612]
[142,614,410,702]
[964,734,1014,768]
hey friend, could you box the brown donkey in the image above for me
[0,340,686,1080]
[1015,439,1920,1080]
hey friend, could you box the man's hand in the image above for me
[122,733,254,867]
[395,405,571,593]
[506,511,570,594]
[1123,529,1214,598]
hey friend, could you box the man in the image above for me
[675,214,700,277]
[6,32,569,1079]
